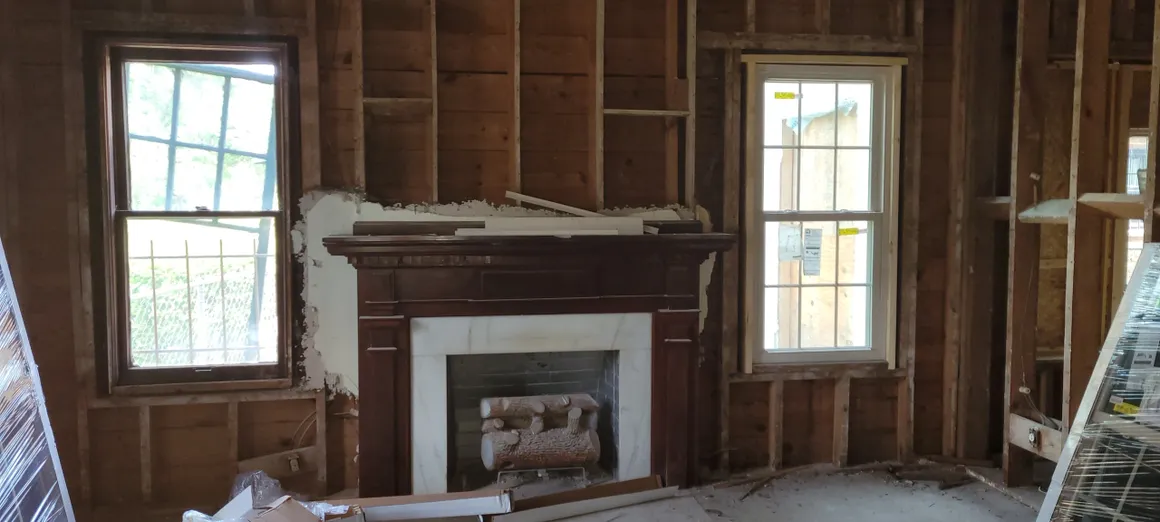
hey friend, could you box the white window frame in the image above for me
[743,55,904,366]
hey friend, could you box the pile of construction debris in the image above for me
[185,475,715,522]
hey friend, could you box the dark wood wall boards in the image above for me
[325,232,733,495]
[0,0,977,517]
[697,0,931,475]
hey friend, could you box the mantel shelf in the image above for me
[324,233,735,259]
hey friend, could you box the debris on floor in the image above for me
[694,466,1036,522]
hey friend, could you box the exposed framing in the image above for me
[88,37,297,393]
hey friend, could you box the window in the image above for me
[1112,132,1148,311]
[744,56,903,365]
[95,41,293,389]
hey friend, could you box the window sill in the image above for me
[101,377,296,403]
[92,382,315,408]
[731,361,903,382]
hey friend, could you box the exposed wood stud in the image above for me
[664,0,680,205]
[1145,0,1160,242]
[896,377,912,460]
[890,0,905,38]
[300,0,322,192]
[349,0,364,190]
[1005,0,1049,488]
[896,0,925,460]
[742,60,759,374]
[943,0,973,458]
[227,401,239,468]
[815,0,832,34]
[509,0,521,196]
[589,0,605,209]
[768,380,784,469]
[428,0,439,202]
[1063,0,1112,430]
[77,404,92,508]
[243,0,256,17]
[721,49,742,472]
[315,392,328,494]
[833,376,850,467]
[745,0,756,33]
[139,406,152,503]
[1113,0,1135,41]
[897,0,924,464]
[684,0,698,209]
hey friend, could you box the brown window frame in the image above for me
[91,37,297,393]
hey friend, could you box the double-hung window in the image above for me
[744,56,903,365]
[95,41,293,389]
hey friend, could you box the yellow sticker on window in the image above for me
[774,92,797,100]
[1114,402,1140,415]
[839,227,862,236]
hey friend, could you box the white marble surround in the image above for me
[410,313,653,494]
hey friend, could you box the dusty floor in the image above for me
[692,469,1038,522]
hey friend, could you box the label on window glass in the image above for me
[839,227,862,236]
[803,228,823,276]
[778,225,802,261]
[773,92,797,100]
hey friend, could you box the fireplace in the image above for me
[412,313,650,494]
[324,221,733,496]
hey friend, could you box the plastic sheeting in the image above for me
[1041,243,1160,521]
[0,238,74,521]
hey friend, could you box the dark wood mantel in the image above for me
[324,222,734,496]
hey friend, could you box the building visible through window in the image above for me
[1125,134,1147,285]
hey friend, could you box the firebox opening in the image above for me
[447,350,620,493]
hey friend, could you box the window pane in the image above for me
[837,286,870,348]
[226,78,276,154]
[801,286,836,348]
[800,82,837,147]
[763,148,798,211]
[125,63,175,139]
[127,138,170,210]
[765,222,801,286]
[221,154,278,211]
[838,83,872,147]
[836,149,871,211]
[126,217,279,369]
[175,68,226,147]
[801,222,836,285]
[799,149,835,211]
[837,221,872,285]
[764,82,800,147]
[764,287,799,350]
[171,147,219,210]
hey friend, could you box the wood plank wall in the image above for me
[0,0,977,518]
[698,0,934,472]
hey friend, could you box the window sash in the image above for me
[98,39,294,391]
[744,56,902,367]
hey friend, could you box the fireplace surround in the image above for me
[323,221,733,496]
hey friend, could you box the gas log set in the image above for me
[480,394,602,472]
